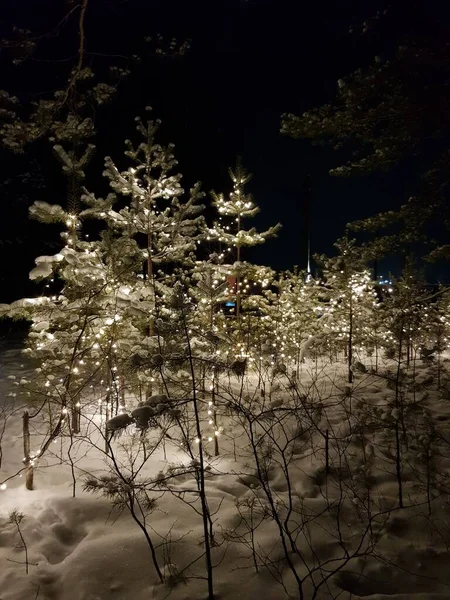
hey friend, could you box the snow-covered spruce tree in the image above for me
[188,257,232,454]
[0,110,208,489]
[209,159,280,320]
[241,271,282,378]
[191,258,229,334]
[230,263,275,361]
[88,114,236,468]
[188,253,274,454]
[229,266,315,398]
[0,82,130,486]
[0,4,132,491]
[189,254,235,368]
[0,202,147,488]
[85,110,206,397]
[316,238,381,382]
[381,262,431,367]
[274,269,327,372]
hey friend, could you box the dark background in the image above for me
[0,0,444,302]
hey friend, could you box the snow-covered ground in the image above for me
[1,337,450,600]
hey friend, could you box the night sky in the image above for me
[0,0,443,301]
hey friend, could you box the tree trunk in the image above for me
[236,215,241,320]
[212,375,219,457]
[184,318,214,599]
[71,399,80,434]
[105,392,110,455]
[23,411,34,490]
[348,295,353,384]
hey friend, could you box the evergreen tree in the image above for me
[281,6,450,263]
[0,111,207,485]
[82,111,206,391]
[317,239,381,382]
[275,269,326,371]
[209,160,280,318]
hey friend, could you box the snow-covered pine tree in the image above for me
[0,110,208,487]
[209,159,281,319]
[0,207,133,486]
[190,257,231,370]
[316,238,381,382]
[274,269,326,372]
[0,51,130,487]
[84,110,206,396]
[281,6,450,265]
[381,263,420,365]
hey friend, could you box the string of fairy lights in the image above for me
[2,140,450,492]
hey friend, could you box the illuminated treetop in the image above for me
[210,160,281,256]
